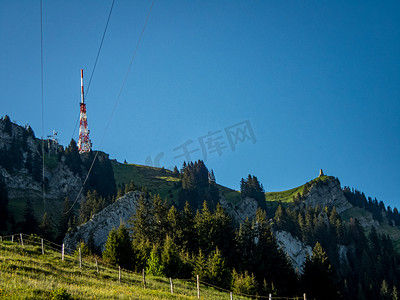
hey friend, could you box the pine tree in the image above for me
[74,240,92,257]
[103,224,133,269]
[39,212,53,241]
[64,139,82,176]
[21,199,38,235]
[161,235,181,278]
[166,205,181,246]
[274,203,286,230]
[0,176,8,230]
[146,243,164,276]
[103,227,118,265]
[180,201,196,253]
[173,166,179,176]
[58,197,72,242]
[392,285,399,300]
[231,269,258,296]
[193,249,207,280]
[301,242,339,300]
[380,280,390,300]
[207,248,231,289]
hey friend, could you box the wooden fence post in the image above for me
[79,247,82,268]
[95,258,99,273]
[230,291,233,300]
[41,239,44,255]
[303,293,307,300]
[11,235,14,243]
[197,275,200,299]
[142,269,146,289]
[0,236,2,242]
[269,293,272,300]
[62,244,65,261]
[20,234,24,247]
[170,277,173,294]
[119,266,121,283]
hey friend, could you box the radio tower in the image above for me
[78,69,92,153]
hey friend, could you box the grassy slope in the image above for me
[112,162,181,204]
[112,164,333,209]
[340,206,400,252]
[0,241,249,299]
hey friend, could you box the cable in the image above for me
[66,0,156,214]
[71,0,115,142]
[40,0,46,213]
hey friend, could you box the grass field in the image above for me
[0,238,251,299]
[112,162,181,204]
[112,162,246,207]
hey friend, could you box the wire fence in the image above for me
[0,233,306,300]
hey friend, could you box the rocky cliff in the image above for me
[275,230,312,272]
[63,191,140,252]
[220,196,259,224]
[0,118,83,205]
[303,177,352,214]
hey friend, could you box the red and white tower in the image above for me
[77,69,92,153]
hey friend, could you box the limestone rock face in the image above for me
[63,191,140,252]
[275,230,312,273]
[303,177,352,214]
[0,120,83,202]
[219,196,258,224]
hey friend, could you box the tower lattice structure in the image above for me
[78,69,92,153]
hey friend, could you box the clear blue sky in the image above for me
[1,1,399,208]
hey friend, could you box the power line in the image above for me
[66,0,156,214]
[40,0,45,213]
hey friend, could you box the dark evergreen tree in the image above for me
[206,247,231,289]
[64,139,82,176]
[301,242,339,300]
[102,224,133,269]
[0,176,8,230]
[173,166,179,176]
[39,212,53,241]
[240,174,266,209]
[180,201,196,253]
[161,235,182,278]
[58,197,73,242]
[21,199,38,235]
[78,190,105,224]
[82,151,116,199]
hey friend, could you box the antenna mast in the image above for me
[77,69,92,153]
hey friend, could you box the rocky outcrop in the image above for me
[275,230,312,273]
[220,196,258,224]
[303,177,352,214]
[63,191,140,252]
[0,119,83,203]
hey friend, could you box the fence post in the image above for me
[95,258,99,273]
[41,239,44,255]
[11,235,14,243]
[20,234,24,247]
[197,274,200,299]
[269,293,272,300]
[230,291,233,300]
[0,236,2,242]
[119,266,121,283]
[142,269,146,289]
[79,247,82,268]
[170,277,173,294]
[62,244,65,261]
[303,293,307,300]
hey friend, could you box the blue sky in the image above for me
[1,1,399,208]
